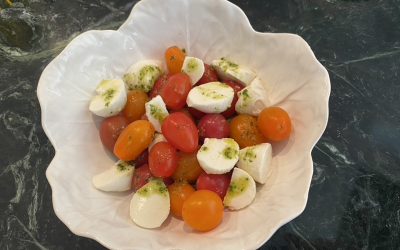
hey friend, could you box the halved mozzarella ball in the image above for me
[237,143,272,184]
[181,56,205,85]
[92,160,134,192]
[129,178,170,229]
[197,138,239,174]
[148,133,166,152]
[235,77,271,116]
[145,95,169,132]
[123,60,163,92]
[186,82,234,113]
[89,79,127,117]
[211,58,256,86]
[223,168,256,210]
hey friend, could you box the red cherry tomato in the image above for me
[221,80,244,118]
[161,73,192,110]
[162,112,199,153]
[197,64,218,85]
[196,172,231,199]
[149,142,178,178]
[131,164,152,191]
[99,115,129,152]
[149,73,170,99]
[188,107,206,120]
[197,114,230,141]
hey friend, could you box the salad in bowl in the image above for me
[37,0,330,249]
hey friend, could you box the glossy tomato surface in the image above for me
[168,182,195,218]
[197,63,218,85]
[221,80,244,118]
[230,114,267,148]
[182,190,224,232]
[173,151,203,183]
[161,73,192,110]
[196,172,231,199]
[149,141,178,178]
[165,46,186,74]
[99,115,129,152]
[131,164,152,191]
[122,90,148,123]
[162,112,199,153]
[257,107,292,141]
[198,114,230,141]
[113,120,155,161]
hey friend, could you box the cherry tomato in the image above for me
[188,107,206,120]
[165,46,186,74]
[196,172,231,199]
[230,114,267,148]
[163,177,174,186]
[133,150,148,166]
[161,73,192,110]
[173,151,203,183]
[197,64,218,85]
[173,108,194,122]
[131,164,152,191]
[114,120,155,161]
[162,112,199,153]
[149,142,178,178]
[99,115,129,152]
[257,107,292,141]
[149,73,170,99]
[182,190,224,232]
[221,80,244,118]
[168,182,195,218]
[122,90,149,123]
[198,114,230,141]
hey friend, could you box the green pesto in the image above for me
[185,58,198,73]
[123,73,136,88]
[137,178,168,197]
[137,65,162,92]
[117,161,130,172]
[149,104,167,123]
[241,89,251,107]
[200,146,209,152]
[223,146,238,160]
[102,88,116,107]
[242,148,257,163]
[198,86,225,100]
[225,177,250,202]
[218,57,239,73]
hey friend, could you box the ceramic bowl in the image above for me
[37,0,330,249]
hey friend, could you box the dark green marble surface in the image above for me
[0,0,399,249]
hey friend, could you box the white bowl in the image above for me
[37,0,330,249]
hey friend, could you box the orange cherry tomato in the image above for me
[230,114,267,148]
[113,120,155,161]
[257,107,292,141]
[165,46,186,74]
[172,151,203,183]
[168,182,195,219]
[182,190,224,232]
[122,90,149,123]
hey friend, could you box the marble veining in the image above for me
[0,0,399,249]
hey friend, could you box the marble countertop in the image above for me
[1,0,399,249]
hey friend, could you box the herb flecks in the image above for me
[102,88,116,107]
[218,58,239,73]
[149,104,167,123]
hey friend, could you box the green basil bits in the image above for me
[149,104,167,123]
[137,178,168,197]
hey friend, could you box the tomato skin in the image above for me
[131,164,152,191]
[149,73,170,99]
[198,114,230,141]
[197,64,218,85]
[257,107,292,141]
[188,107,206,120]
[230,114,267,148]
[161,73,192,110]
[99,115,129,152]
[165,46,186,74]
[162,112,199,153]
[168,182,195,218]
[133,150,148,167]
[196,172,231,199]
[122,90,149,123]
[182,190,224,232]
[221,80,244,118]
[149,142,178,178]
[172,151,203,183]
[113,120,155,161]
